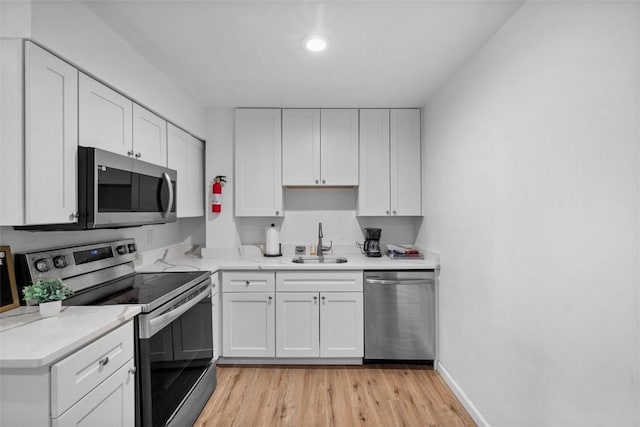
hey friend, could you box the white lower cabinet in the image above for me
[276,292,320,357]
[319,292,364,357]
[221,271,363,361]
[52,359,135,427]
[275,271,364,359]
[221,272,276,358]
[0,321,135,427]
[276,290,363,358]
[222,292,275,357]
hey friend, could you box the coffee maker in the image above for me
[363,228,382,257]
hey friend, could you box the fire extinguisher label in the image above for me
[213,194,222,204]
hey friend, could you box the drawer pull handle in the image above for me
[99,357,109,366]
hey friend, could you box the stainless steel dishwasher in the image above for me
[364,270,436,361]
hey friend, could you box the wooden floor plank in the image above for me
[194,365,476,427]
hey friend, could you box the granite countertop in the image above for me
[0,305,140,369]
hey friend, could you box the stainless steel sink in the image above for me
[291,256,348,264]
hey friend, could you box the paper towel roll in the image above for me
[265,224,280,255]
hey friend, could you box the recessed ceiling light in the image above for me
[302,34,330,52]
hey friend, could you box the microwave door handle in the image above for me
[162,172,174,217]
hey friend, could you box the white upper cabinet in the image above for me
[235,108,283,217]
[79,73,133,157]
[358,108,421,216]
[321,109,359,186]
[168,124,204,217]
[282,108,358,186]
[133,104,167,166]
[358,109,391,216]
[24,42,79,225]
[1,40,78,226]
[282,109,320,185]
[390,109,421,215]
[80,74,169,167]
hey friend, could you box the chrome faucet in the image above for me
[317,222,332,260]
[318,222,324,260]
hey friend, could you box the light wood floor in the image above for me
[194,365,476,427]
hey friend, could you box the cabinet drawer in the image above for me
[276,271,363,292]
[51,321,134,417]
[52,359,135,427]
[223,272,275,292]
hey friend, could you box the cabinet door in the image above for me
[79,73,133,157]
[320,292,363,358]
[212,274,221,360]
[276,292,319,357]
[222,292,275,357]
[52,359,135,427]
[168,124,204,217]
[390,109,421,216]
[24,42,78,224]
[282,109,320,185]
[133,104,167,166]
[320,109,359,186]
[235,109,283,216]
[358,109,390,216]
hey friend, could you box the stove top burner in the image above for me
[64,271,211,313]
[96,272,205,305]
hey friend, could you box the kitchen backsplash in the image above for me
[234,188,422,248]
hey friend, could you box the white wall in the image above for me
[29,0,205,138]
[0,0,207,254]
[204,108,420,250]
[416,2,640,426]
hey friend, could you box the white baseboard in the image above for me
[436,361,491,427]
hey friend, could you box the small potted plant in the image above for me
[22,278,74,317]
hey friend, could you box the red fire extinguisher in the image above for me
[212,176,226,213]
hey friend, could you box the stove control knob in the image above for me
[52,255,67,269]
[127,243,137,253]
[34,258,50,272]
[116,245,128,255]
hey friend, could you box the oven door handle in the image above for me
[143,284,211,338]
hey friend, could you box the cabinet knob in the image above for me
[275,211,279,216]
[386,210,390,215]
[245,280,250,285]
[313,296,318,301]
[135,152,141,158]
[127,150,134,157]
[321,296,326,301]
[268,296,273,301]
[70,212,79,221]
[99,357,109,366]
[322,180,326,184]
[315,180,319,184]
[129,366,137,375]
[393,210,397,215]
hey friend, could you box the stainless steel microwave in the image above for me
[17,147,177,230]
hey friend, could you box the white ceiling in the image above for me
[82,0,524,109]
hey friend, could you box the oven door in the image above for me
[137,281,214,427]
[86,147,177,228]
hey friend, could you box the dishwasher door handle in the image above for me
[365,278,434,285]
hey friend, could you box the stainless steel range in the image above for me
[15,239,216,427]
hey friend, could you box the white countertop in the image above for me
[0,305,140,369]
[137,247,440,274]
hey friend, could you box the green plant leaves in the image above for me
[22,278,74,303]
